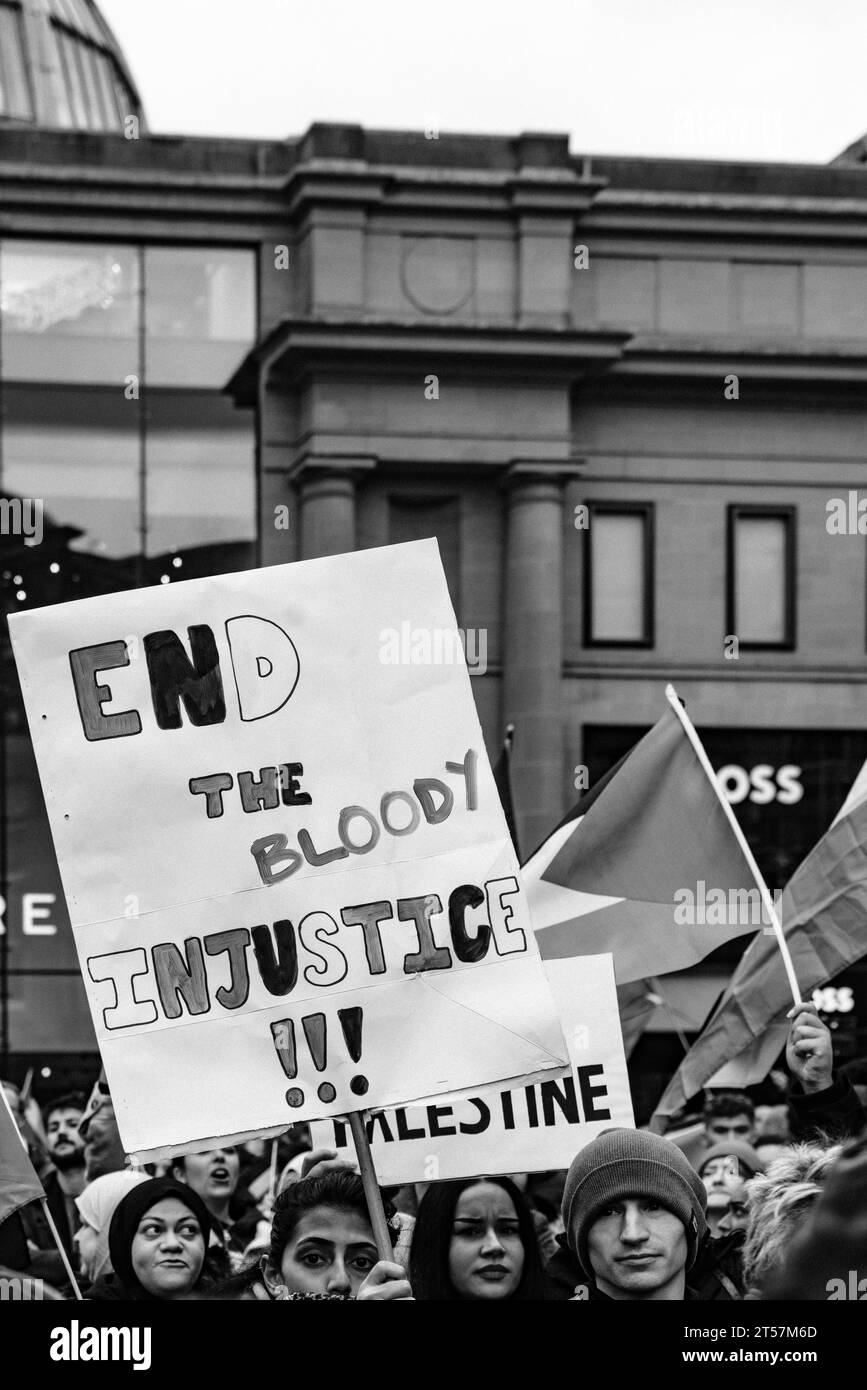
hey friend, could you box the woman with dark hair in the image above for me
[225,1170,411,1301]
[409,1176,550,1301]
[88,1176,214,1301]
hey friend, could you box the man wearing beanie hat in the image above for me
[560,1128,708,1300]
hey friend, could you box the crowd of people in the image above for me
[1,1001,865,1302]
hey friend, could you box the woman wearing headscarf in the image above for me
[88,1176,214,1301]
[74,1170,149,1289]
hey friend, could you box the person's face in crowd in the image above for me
[84,1102,126,1181]
[266,1205,378,1298]
[700,1159,741,1237]
[587,1197,688,1300]
[717,1181,750,1236]
[74,1220,101,1283]
[448,1181,525,1301]
[130,1198,206,1299]
[701,1155,740,1192]
[705,1112,754,1144]
[180,1148,240,1209]
[45,1107,85,1170]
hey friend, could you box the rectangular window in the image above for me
[145,392,256,575]
[1,383,141,558]
[0,241,139,383]
[584,503,654,646]
[144,247,257,388]
[727,506,796,649]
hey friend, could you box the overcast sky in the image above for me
[100,0,867,164]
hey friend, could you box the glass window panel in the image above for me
[113,77,133,122]
[145,392,256,574]
[734,515,788,644]
[590,511,647,641]
[0,9,34,119]
[94,52,120,127]
[76,39,104,128]
[57,32,88,127]
[1,384,141,560]
[0,240,139,382]
[1,730,78,971]
[71,0,102,42]
[54,0,82,33]
[145,247,256,387]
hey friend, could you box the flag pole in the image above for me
[0,1085,83,1300]
[347,1110,393,1264]
[665,684,802,1009]
[40,1199,84,1300]
[648,977,691,1055]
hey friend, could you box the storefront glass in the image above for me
[0,238,257,1067]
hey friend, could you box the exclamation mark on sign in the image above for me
[270,1008,368,1107]
[270,1018,304,1108]
[302,1013,335,1104]
[270,1012,335,1106]
[338,1006,368,1096]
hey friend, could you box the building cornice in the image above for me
[226,317,632,404]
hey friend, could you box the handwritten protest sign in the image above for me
[311,953,633,1182]
[10,541,567,1162]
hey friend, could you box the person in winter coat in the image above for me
[740,1142,840,1298]
[558,1128,708,1301]
[761,1133,867,1300]
[786,1004,866,1143]
[697,1138,765,1237]
[409,1176,550,1301]
[88,1176,215,1301]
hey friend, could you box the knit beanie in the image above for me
[562,1128,708,1277]
[699,1139,765,1179]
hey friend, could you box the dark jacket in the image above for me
[17,1169,79,1290]
[789,1074,866,1143]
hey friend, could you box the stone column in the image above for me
[292,456,376,560]
[502,461,581,853]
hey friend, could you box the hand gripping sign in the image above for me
[9,541,568,1163]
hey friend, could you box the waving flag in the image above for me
[653,756,867,1126]
[0,1085,44,1227]
[527,687,769,986]
[522,751,658,1053]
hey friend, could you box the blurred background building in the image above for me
[1,0,865,1107]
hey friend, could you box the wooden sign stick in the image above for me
[348,1110,393,1263]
